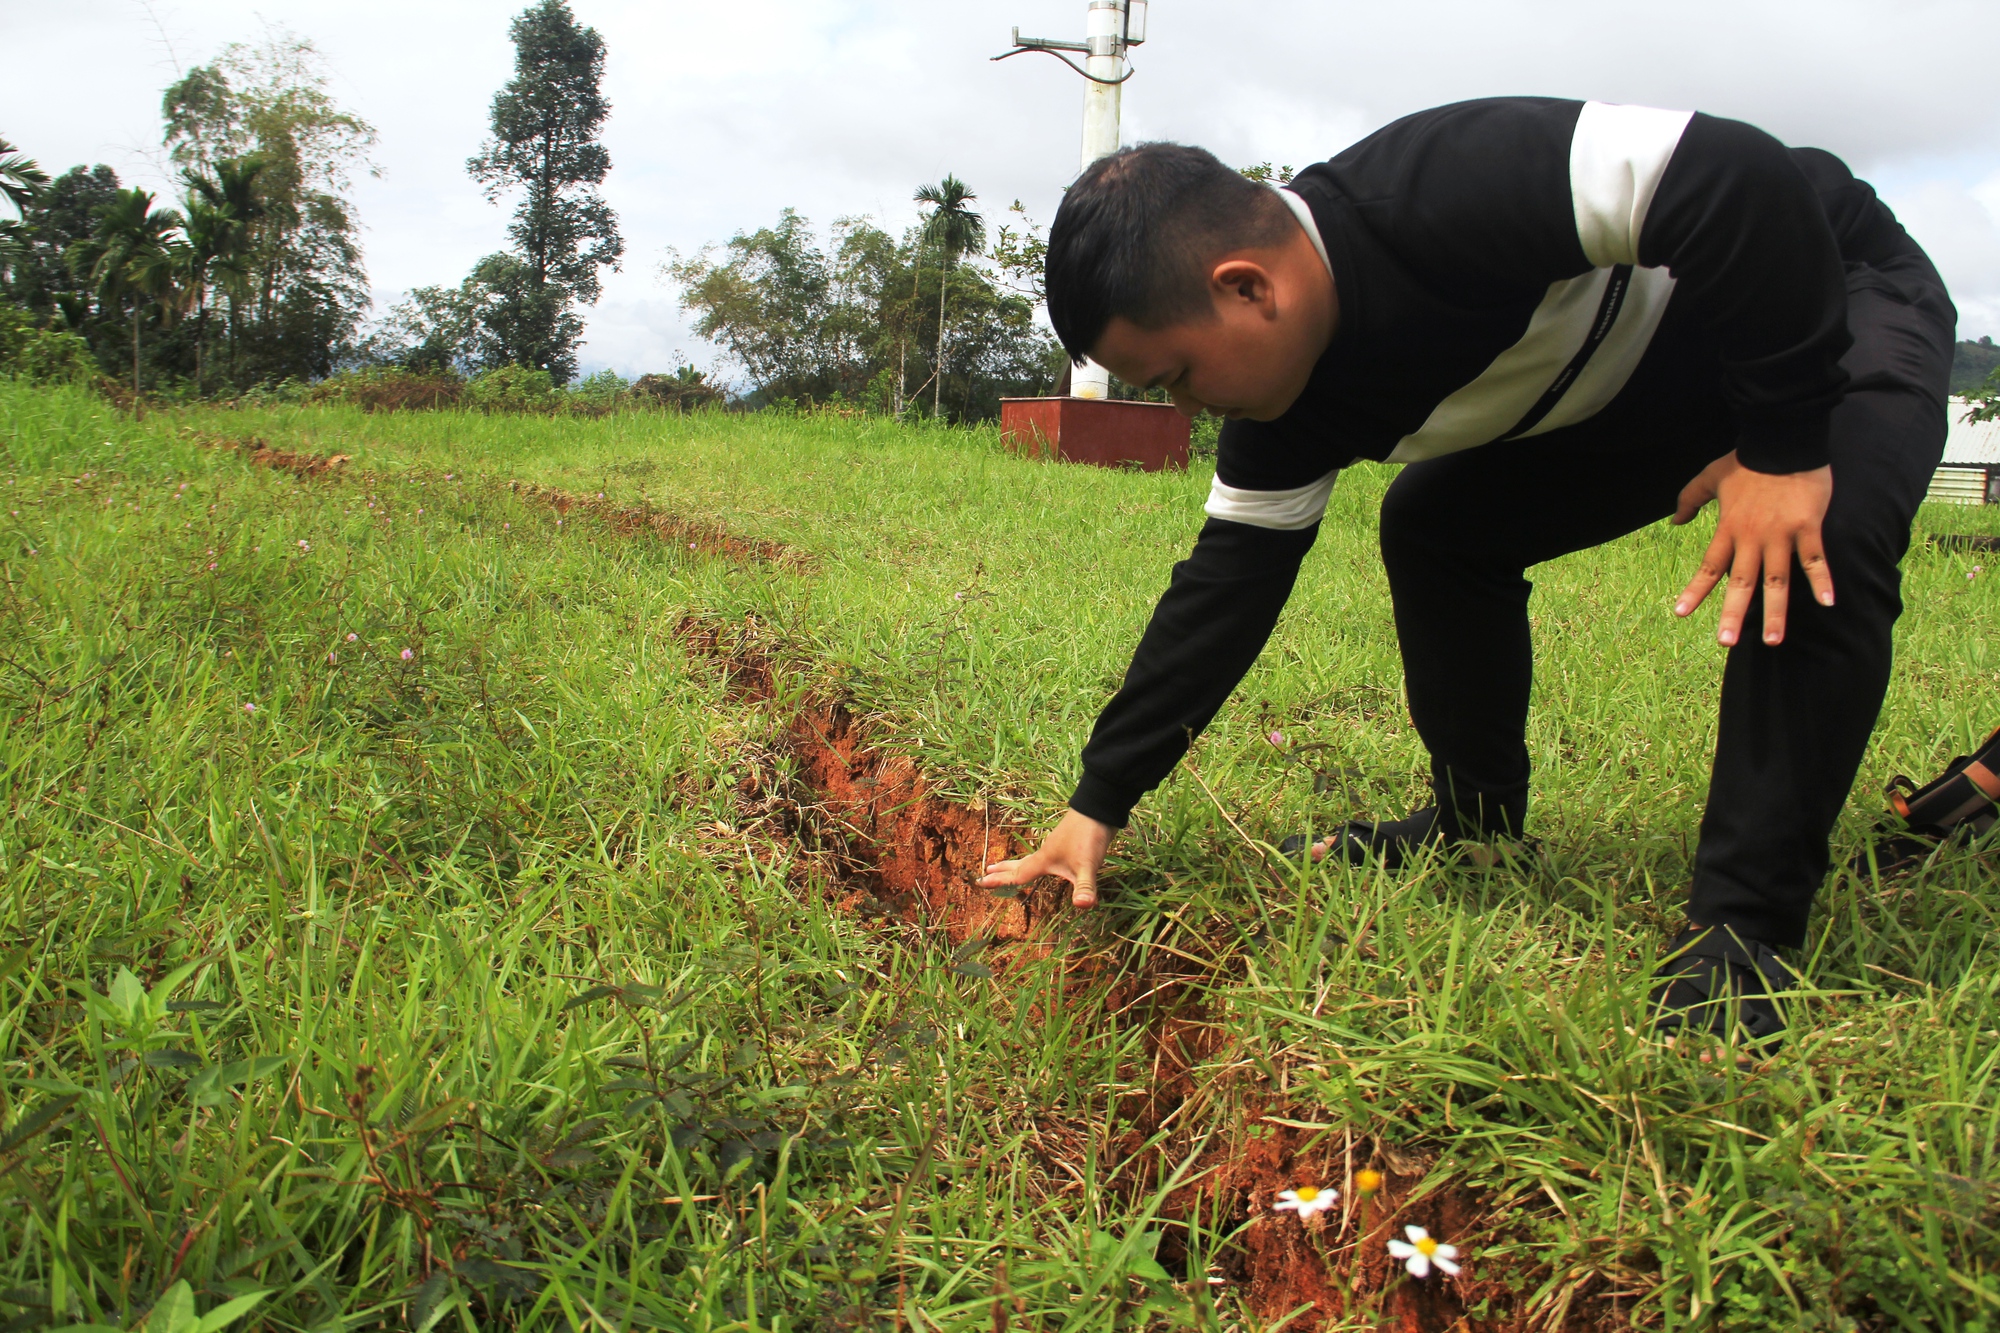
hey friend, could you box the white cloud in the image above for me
[7,0,2000,371]
[1883,175,2000,339]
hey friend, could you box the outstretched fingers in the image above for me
[977,854,1043,888]
[1715,540,1766,647]
[1799,530,1836,609]
[1676,530,1733,621]
[978,851,1098,910]
[1759,539,1795,645]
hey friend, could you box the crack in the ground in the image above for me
[214,426,1632,1332]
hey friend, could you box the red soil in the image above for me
[232,435,353,477]
[675,614,1065,943]
[525,483,807,569]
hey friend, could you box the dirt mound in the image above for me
[526,483,806,568]
[232,435,353,476]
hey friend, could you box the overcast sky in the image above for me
[6,0,2000,379]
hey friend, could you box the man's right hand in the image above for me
[978,808,1113,910]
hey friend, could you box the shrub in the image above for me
[570,368,629,406]
[633,365,725,412]
[467,363,557,413]
[307,367,467,412]
[0,303,97,385]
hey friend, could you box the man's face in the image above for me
[1086,249,1336,422]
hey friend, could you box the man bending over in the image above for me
[977,97,1954,1043]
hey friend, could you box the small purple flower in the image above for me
[327,651,336,664]
[401,648,414,661]
[1268,730,1287,747]
[298,539,310,550]
[345,632,358,642]
[242,702,256,714]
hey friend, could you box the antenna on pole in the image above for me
[995,1,1147,400]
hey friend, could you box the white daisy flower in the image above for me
[1386,1225,1460,1279]
[1272,1185,1337,1217]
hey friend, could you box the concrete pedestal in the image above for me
[999,397,1191,472]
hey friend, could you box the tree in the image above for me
[668,208,1053,420]
[367,277,484,376]
[466,0,623,383]
[163,30,376,386]
[1238,161,1296,186]
[4,164,121,333]
[667,211,840,403]
[913,176,985,418]
[0,139,49,215]
[181,155,266,393]
[0,138,50,281]
[989,199,1048,306]
[69,189,187,410]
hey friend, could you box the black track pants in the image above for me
[1378,255,1954,948]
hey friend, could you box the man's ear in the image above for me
[1209,258,1278,316]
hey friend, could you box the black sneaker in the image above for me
[1649,925,1795,1050]
[1278,807,1443,868]
[1279,805,1541,870]
[1327,805,1447,869]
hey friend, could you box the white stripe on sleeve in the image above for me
[1204,469,1340,531]
[1570,101,1694,268]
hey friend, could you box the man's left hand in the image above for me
[1672,452,1834,647]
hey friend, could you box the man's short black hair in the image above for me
[1045,142,1297,364]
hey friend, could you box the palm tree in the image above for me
[913,175,984,420]
[0,138,50,283]
[0,138,48,215]
[183,155,267,394]
[69,189,187,415]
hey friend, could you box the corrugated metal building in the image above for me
[1928,399,2000,505]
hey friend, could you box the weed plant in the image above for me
[2,380,1998,1329]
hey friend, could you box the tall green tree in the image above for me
[4,164,121,334]
[163,31,376,386]
[913,176,984,418]
[666,211,839,402]
[69,189,186,411]
[182,155,269,389]
[466,0,623,383]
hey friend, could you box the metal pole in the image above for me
[1070,0,1125,400]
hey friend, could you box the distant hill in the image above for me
[1953,338,2000,395]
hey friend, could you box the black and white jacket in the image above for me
[1070,96,1919,828]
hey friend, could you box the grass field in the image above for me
[2,378,1998,1332]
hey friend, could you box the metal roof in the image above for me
[1945,399,2000,466]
